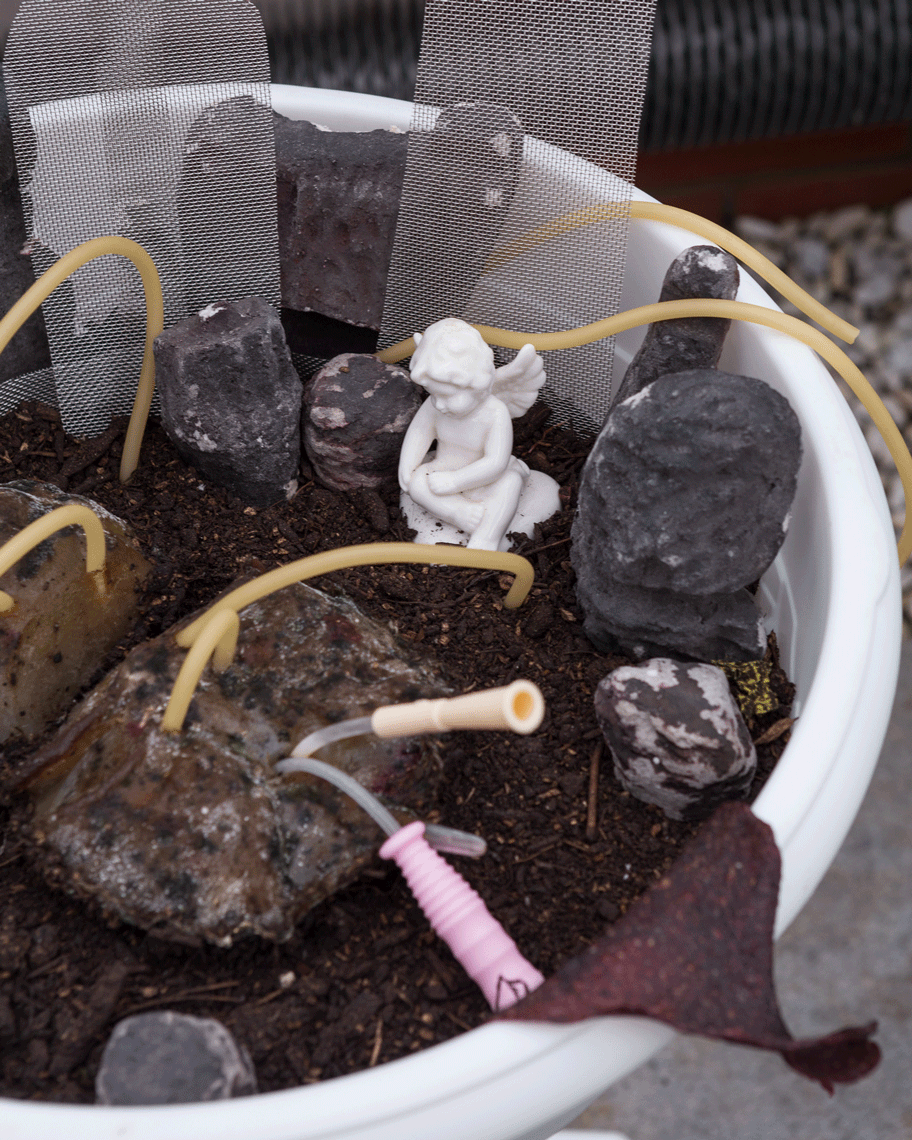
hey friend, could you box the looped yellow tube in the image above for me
[0,503,107,612]
[161,608,240,733]
[163,542,533,733]
[0,236,164,483]
[377,299,912,566]
[176,542,534,652]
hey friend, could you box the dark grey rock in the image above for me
[0,190,52,384]
[274,114,408,329]
[303,353,421,492]
[0,86,52,384]
[612,245,739,408]
[572,549,766,662]
[177,96,278,313]
[0,86,18,193]
[154,297,302,507]
[95,1012,257,1105]
[594,658,757,821]
[399,101,524,322]
[575,369,802,596]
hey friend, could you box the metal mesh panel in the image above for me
[3,0,280,436]
[379,0,657,430]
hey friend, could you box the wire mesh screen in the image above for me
[378,0,656,430]
[3,0,280,436]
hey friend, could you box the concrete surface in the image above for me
[568,639,912,1140]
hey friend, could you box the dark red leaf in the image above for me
[499,801,879,1091]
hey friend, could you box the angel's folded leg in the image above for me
[466,469,525,551]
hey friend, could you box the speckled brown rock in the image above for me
[303,353,421,492]
[274,114,407,329]
[0,480,152,743]
[22,583,448,947]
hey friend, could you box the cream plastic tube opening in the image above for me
[371,680,545,738]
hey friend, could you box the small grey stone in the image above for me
[274,114,408,329]
[95,1012,257,1105]
[575,369,802,595]
[612,245,739,408]
[734,216,782,244]
[885,338,912,378]
[594,658,757,821]
[154,297,302,507]
[820,203,873,243]
[792,236,830,280]
[573,554,766,662]
[854,266,900,310]
[303,353,422,492]
[892,197,912,242]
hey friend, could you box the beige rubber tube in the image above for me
[377,299,912,565]
[176,542,535,650]
[481,200,857,344]
[0,503,107,612]
[371,680,544,737]
[164,542,535,733]
[0,236,164,483]
[161,608,240,733]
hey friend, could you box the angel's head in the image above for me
[410,318,495,416]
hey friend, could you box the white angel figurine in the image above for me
[398,317,561,551]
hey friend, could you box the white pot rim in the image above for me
[1,85,901,1140]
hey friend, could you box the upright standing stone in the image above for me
[612,245,739,408]
[154,297,302,507]
[401,101,524,322]
[572,369,801,661]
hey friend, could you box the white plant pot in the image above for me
[1,86,901,1140]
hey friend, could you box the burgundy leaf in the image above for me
[499,802,879,1091]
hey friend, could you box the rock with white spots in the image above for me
[612,245,739,408]
[303,353,422,492]
[96,1012,257,1104]
[154,297,302,507]
[594,657,757,821]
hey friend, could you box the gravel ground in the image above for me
[734,200,912,631]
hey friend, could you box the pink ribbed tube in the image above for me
[380,821,544,1010]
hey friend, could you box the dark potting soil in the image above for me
[0,399,794,1103]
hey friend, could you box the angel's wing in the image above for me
[492,343,546,418]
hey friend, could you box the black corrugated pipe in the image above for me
[255,0,912,148]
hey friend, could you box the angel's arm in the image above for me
[492,343,546,418]
[430,399,514,494]
[398,398,438,492]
